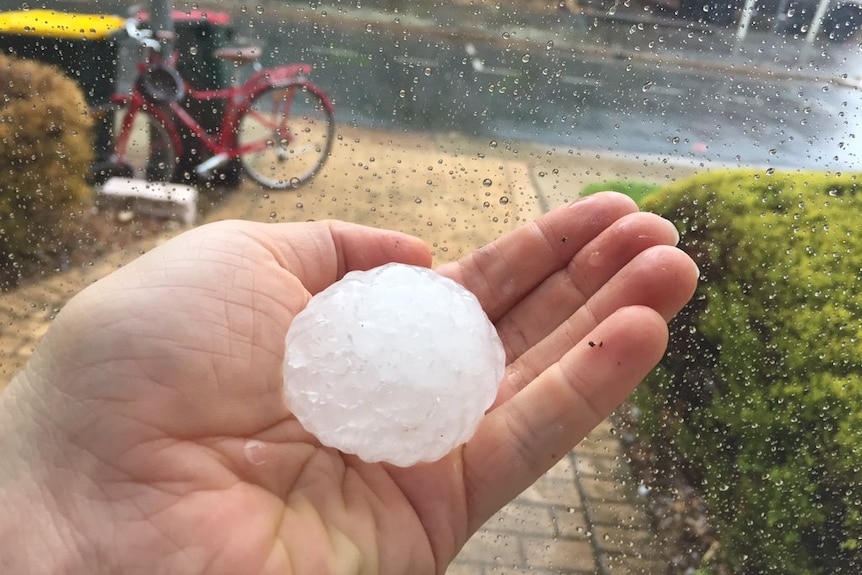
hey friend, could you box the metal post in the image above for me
[150,0,174,56]
[736,0,759,40]
[805,0,833,43]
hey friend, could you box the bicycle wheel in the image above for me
[110,102,179,182]
[237,82,334,189]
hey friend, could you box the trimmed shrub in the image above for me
[580,179,659,205]
[636,169,862,574]
[0,53,93,288]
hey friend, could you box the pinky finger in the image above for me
[461,305,669,532]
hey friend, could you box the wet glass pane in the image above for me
[0,0,859,573]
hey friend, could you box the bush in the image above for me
[636,169,862,574]
[580,179,659,205]
[0,53,94,288]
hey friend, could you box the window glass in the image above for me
[1,0,858,573]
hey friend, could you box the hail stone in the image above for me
[283,262,506,467]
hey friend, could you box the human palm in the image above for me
[1,193,698,575]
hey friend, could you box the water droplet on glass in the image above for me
[489,140,498,148]
[499,196,509,205]
[482,178,493,187]
[521,53,531,63]
[244,440,267,465]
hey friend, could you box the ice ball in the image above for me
[283,262,506,467]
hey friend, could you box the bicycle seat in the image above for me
[213,46,262,65]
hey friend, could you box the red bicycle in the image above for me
[100,19,335,190]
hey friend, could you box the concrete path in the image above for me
[0,126,698,574]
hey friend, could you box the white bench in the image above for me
[97,177,198,226]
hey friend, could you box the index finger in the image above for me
[436,193,640,321]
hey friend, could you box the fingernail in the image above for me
[666,220,681,245]
[568,194,595,208]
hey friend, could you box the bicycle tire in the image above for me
[237,82,334,190]
[107,101,179,182]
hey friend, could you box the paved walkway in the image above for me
[0,126,697,573]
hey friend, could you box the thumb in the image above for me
[250,219,433,294]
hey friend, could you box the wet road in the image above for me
[16,0,862,170]
[232,9,862,171]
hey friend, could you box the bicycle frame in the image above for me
[112,59,321,164]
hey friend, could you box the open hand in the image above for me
[0,192,698,575]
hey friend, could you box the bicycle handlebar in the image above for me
[125,18,162,51]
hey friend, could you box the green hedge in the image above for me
[0,53,93,288]
[636,169,862,574]
[580,179,659,205]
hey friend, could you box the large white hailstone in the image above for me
[283,262,506,467]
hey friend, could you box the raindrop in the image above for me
[489,140,498,148]
[521,53,531,63]
[423,67,432,76]
[499,196,509,205]
[482,178,493,187]
[243,440,267,465]
[255,5,264,14]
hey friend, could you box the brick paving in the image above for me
[0,126,695,573]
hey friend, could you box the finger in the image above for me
[436,193,640,321]
[462,305,669,531]
[494,211,680,362]
[237,219,433,294]
[495,245,697,406]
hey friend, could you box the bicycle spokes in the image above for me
[237,82,333,189]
